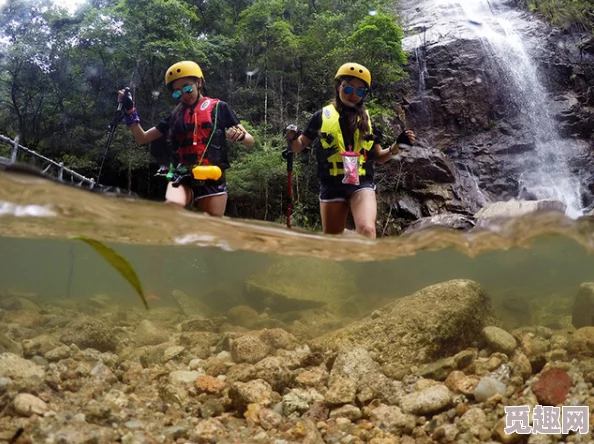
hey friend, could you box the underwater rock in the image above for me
[482,326,517,355]
[169,370,203,386]
[281,387,324,417]
[510,351,533,381]
[328,347,404,405]
[295,367,329,390]
[178,317,221,333]
[44,345,72,362]
[162,345,185,362]
[367,404,416,436]
[572,282,594,329]
[60,316,118,353]
[314,279,494,368]
[22,334,64,358]
[229,379,276,414]
[0,353,44,380]
[399,384,453,415]
[497,291,533,330]
[257,328,298,351]
[0,332,23,356]
[171,289,213,317]
[532,368,571,406]
[0,296,39,311]
[473,376,506,402]
[227,305,260,329]
[88,293,112,309]
[13,393,47,417]
[567,326,594,357]
[417,356,456,381]
[445,371,480,396]
[230,335,270,364]
[244,257,359,313]
[251,356,292,392]
[324,376,357,405]
[133,320,170,347]
[195,375,226,395]
[190,418,227,442]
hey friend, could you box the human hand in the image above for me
[396,130,416,148]
[283,124,301,142]
[404,130,416,145]
[226,126,246,142]
[118,88,134,113]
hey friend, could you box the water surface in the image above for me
[1,169,593,330]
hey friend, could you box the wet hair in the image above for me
[332,76,374,142]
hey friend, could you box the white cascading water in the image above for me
[453,0,583,217]
[406,0,585,218]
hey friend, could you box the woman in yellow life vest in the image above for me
[117,60,254,217]
[284,62,416,238]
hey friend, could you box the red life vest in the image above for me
[176,97,220,166]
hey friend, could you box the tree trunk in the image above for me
[264,183,269,220]
[280,69,284,127]
[296,77,301,123]
[128,156,132,194]
[264,51,268,131]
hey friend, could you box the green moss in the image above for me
[520,0,594,31]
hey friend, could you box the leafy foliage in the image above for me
[0,0,410,229]
[517,0,594,30]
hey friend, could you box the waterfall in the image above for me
[401,0,585,218]
[446,0,584,217]
[414,30,431,126]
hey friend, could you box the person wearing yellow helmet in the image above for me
[284,62,416,238]
[117,60,254,217]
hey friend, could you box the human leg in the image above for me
[165,183,192,207]
[320,201,349,234]
[193,180,228,217]
[196,194,228,217]
[319,180,350,234]
[349,187,377,239]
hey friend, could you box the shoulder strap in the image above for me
[197,101,220,165]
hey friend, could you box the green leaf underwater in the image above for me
[69,235,149,310]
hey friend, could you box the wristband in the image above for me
[124,108,140,127]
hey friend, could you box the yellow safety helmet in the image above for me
[165,61,204,89]
[335,62,371,88]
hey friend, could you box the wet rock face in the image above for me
[314,279,495,367]
[377,0,594,232]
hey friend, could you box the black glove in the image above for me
[283,124,302,142]
[121,87,134,112]
[396,131,413,147]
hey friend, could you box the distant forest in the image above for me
[2,0,589,228]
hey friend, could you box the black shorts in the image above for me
[319,179,376,202]
[189,179,228,203]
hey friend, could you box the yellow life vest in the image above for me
[319,104,374,177]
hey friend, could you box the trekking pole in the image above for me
[281,141,294,229]
[97,87,131,183]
